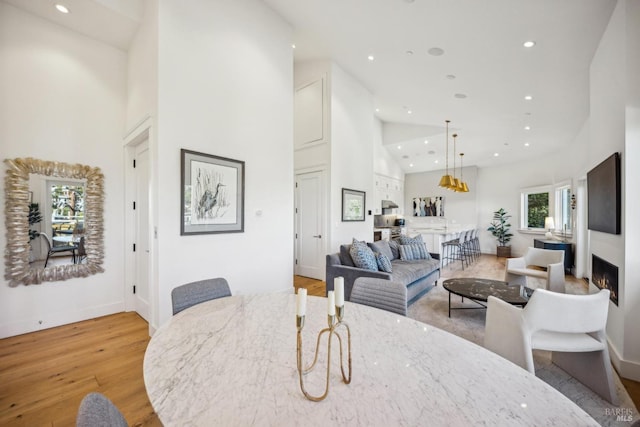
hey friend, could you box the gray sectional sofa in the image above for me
[325,239,440,315]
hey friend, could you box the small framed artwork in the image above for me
[342,188,366,222]
[181,149,245,235]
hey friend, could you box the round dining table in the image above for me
[143,293,598,426]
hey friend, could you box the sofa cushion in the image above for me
[391,259,440,286]
[349,240,378,271]
[399,234,424,246]
[375,252,393,273]
[339,244,355,267]
[368,240,393,261]
[399,243,431,261]
[388,239,401,260]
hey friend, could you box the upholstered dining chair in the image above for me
[76,392,128,427]
[40,232,76,267]
[484,288,618,404]
[171,277,231,315]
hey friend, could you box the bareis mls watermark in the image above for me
[605,407,634,422]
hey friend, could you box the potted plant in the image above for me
[28,202,43,262]
[487,208,513,257]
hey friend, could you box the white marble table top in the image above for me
[143,293,598,426]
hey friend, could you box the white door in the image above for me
[133,141,150,321]
[295,171,324,279]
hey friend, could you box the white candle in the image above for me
[335,277,344,307]
[327,291,335,316]
[296,288,307,316]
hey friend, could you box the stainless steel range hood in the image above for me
[381,200,399,209]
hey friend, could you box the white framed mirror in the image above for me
[4,158,104,286]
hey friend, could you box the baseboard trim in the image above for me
[609,338,640,382]
[0,302,125,339]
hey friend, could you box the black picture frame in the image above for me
[342,188,366,221]
[180,149,245,235]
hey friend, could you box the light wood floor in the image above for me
[0,255,637,426]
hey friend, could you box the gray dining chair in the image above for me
[76,392,128,427]
[171,277,231,315]
[40,232,76,267]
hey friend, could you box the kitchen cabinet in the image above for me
[373,173,404,214]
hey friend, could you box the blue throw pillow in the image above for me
[399,243,431,261]
[349,239,378,271]
[399,234,424,246]
[375,252,393,273]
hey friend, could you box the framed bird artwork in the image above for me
[181,149,245,235]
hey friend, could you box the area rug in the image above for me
[408,280,639,426]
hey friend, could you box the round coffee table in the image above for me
[442,277,533,317]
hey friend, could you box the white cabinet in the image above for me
[373,174,404,215]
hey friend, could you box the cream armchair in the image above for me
[505,247,565,292]
[484,288,618,404]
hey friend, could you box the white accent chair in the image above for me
[504,247,566,293]
[484,288,618,404]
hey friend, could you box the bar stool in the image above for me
[442,229,469,270]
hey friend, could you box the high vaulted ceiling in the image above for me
[265,0,617,173]
[5,0,617,173]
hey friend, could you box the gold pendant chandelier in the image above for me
[438,120,455,188]
[459,152,470,192]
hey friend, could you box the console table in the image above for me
[534,239,573,273]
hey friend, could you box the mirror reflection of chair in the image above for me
[76,392,128,427]
[76,236,87,264]
[171,278,231,315]
[484,288,618,404]
[40,232,76,267]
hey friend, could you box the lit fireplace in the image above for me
[592,254,618,305]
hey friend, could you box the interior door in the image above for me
[295,171,324,279]
[133,140,150,321]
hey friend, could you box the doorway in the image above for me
[294,170,325,280]
[132,141,150,321]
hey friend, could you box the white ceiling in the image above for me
[264,0,617,173]
[4,0,617,173]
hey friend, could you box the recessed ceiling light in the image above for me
[434,160,439,164]
[454,93,467,99]
[402,155,409,159]
[446,74,456,80]
[524,95,533,101]
[409,163,414,167]
[524,126,531,130]
[375,108,380,112]
[494,153,499,157]
[291,44,296,49]
[424,140,429,144]
[523,41,536,48]
[524,142,530,147]
[407,110,412,114]
[404,0,415,3]
[406,50,414,55]
[428,150,435,155]
[367,55,375,61]
[504,142,509,146]
[397,145,402,149]
[55,4,70,13]
[428,47,444,56]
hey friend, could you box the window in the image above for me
[48,180,85,239]
[520,182,572,234]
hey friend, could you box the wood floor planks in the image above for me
[0,312,159,427]
[0,263,637,426]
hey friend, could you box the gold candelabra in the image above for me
[296,303,352,401]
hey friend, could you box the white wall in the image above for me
[589,0,640,380]
[329,63,375,251]
[0,4,127,337]
[155,0,294,326]
[404,166,478,231]
[373,118,404,180]
[126,0,158,131]
[623,0,640,377]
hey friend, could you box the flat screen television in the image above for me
[587,152,621,234]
